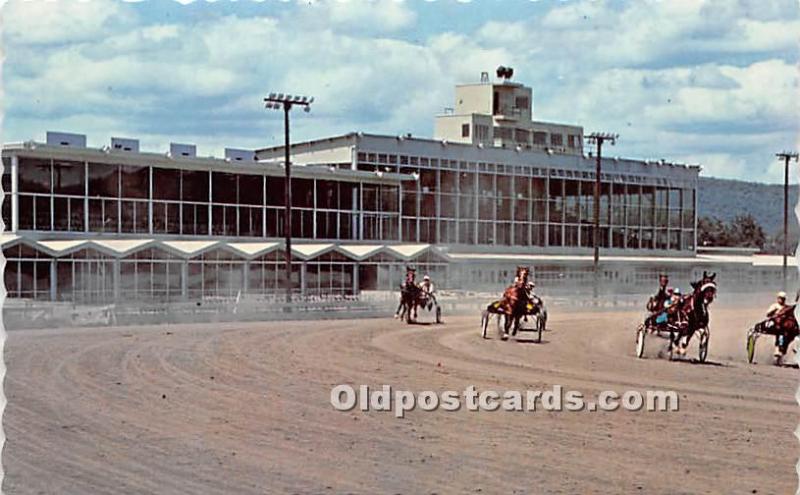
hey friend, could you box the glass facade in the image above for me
[12,156,401,242]
[2,241,450,302]
[9,152,696,251]
[358,151,696,251]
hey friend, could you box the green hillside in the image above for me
[698,177,799,237]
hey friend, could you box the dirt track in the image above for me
[4,304,798,494]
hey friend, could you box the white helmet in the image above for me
[778,291,787,299]
[423,275,431,281]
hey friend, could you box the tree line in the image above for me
[697,214,796,254]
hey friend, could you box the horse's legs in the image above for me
[504,314,514,336]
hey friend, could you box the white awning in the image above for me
[91,239,155,256]
[385,244,431,259]
[0,234,20,246]
[227,242,281,258]
[161,240,220,256]
[291,243,335,259]
[338,244,384,260]
[36,239,89,255]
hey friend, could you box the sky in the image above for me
[2,0,798,183]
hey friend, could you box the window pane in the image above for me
[181,170,208,202]
[70,197,85,231]
[239,174,263,205]
[293,178,314,208]
[52,160,85,195]
[266,177,286,206]
[36,196,51,230]
[121,165,149,199]
[212,172,238,203]
[19,158,51,193]
[88,163,119,197]
[153,168,180,200]
[19,195,33,229]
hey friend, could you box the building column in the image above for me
[300,261,307,297]
[509,174,515,245]
[454,168,460,243]
[544,174,550,247]
[491,171,497,244]
[84,160,89,232]
[353,262,359,295]
[312,178,318,239]
[262,175,267,238]
[50,259,57,302]
[398,182,403,241]
[181,261,188,300]
[148,166,154,234]
[113,259,120,301]
[358,184,364,241]
[10,154,18,232]
[435,168,441,243]
[208,170,213,236]
[473,168,478,243]
[242,261,249,294]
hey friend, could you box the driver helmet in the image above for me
[423,275,431,281]
[672,287,682,296]
[777,291,787,300]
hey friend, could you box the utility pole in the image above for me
[264,93,314,303]
[777,151,799,289]
[585,132,618,300]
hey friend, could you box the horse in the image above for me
[481,266,532,340]
[398,282,427,323]
[752,303,800,365]
[670,271,717,357]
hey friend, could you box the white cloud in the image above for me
[3,0,133,45]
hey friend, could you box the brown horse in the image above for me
[764,304,799,361]
[482,266,532,340]
[671,271,717,357]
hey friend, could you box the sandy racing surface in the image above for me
[4,303,798,494]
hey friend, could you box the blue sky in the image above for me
[3,0,798,182]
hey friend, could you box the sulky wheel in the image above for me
[536,314,544,343]
[635,324,646,359]
[746,329,757,364]
[698,327,710,363]
[481,311,489,338]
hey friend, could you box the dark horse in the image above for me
[398,282,427,323]
[482,266,531,340]
[671,271,717,357]
[752,302,799,364]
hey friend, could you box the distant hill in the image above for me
[698,177,799,237]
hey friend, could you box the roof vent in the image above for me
[170,143,196,158]
[224,148,256,162]
[46,131,86,148]
[111,137,139,153]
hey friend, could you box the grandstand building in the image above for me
[1,74,787,304]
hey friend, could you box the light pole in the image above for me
[776,151,799,289]
[264,93,314,303]
[584,132,618,299]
